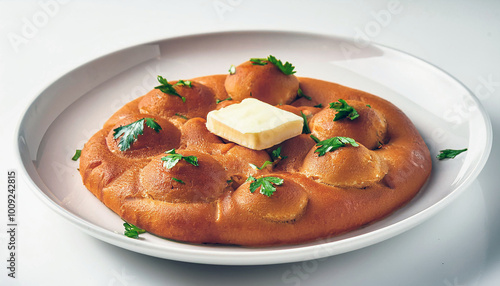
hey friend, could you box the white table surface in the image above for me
[1,1,499,285]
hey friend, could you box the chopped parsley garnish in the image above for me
[154,76,187,102]
[175,79,192,87]
[310,134,320,143]
[249,161,273,170]
[113,118,162,151]
[246,175,284,197]
[437,148,468,160]
[216,97,232,104]
[172,177,185,184]
[297,88,311,100]
[161,149,199,169]
[301,111,311,134]
[174,113,188,120]
[366,104,371,108]
[314,103,323,108]
[72,149,81,161]
[315,136,359,156]
[271,146,287,162]
[329,99,359,121]
[228,64,236,74]
[250,58,268,65]
[267,55,296,75]
[123,222,146,239]
[249,146,287,170]
[249,55,296,75]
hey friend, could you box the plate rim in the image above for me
[16,29,493,265]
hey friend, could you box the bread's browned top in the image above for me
[79,60,431,246]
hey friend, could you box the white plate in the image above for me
[17,31,492,265]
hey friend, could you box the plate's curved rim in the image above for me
[16,29,493,265]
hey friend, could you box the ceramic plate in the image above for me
[17,31,492,265]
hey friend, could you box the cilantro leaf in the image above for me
[113,118,162,151]
[301,111,311,134]
[314,103,323,108]
[250,58,268,65]
[329,99,359,121]
[437,148,467,160]
[72,149,81,161]
[315,136,359,156]
[123,222,146,239]
[161,149,199,169]
[216,97,232,104]
[154,76,186,102]
[246,175,284,197]
[267,55,296,75]
[297,88,312,100]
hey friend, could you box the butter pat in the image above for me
[206,98,303,150]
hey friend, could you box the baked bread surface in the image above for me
[79,60,431,246]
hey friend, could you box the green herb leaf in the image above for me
[249,161,274,170]
[113,118,162,151]
[301,111,311,134]
[314,103,323,108]
[329,99,359,121]
[228,64,236,74]
[144,117,162,131]
[250,58,268,65]
[161,149,199,169]
[174,79,192,87]
[437,148,468,160]
[366,104,371,108]
[267,55,296,75]
[155,76,186,102]
[174,113,188,120]
[249,146,287,170]
[315,136,359,156]
[216,97,232,104]
[172,177,185,184]
[310,134,320,143]
[72,149,81,161]
[123,222,146,239]
[297,88,312,100]
[246,175,284,197]
[271,146,287,162]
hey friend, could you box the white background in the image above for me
[1,0,499,285]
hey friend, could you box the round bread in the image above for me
[79,60,431,246]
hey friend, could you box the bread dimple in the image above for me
[79,66,432,246]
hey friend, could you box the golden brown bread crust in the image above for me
[79,65,432,246]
